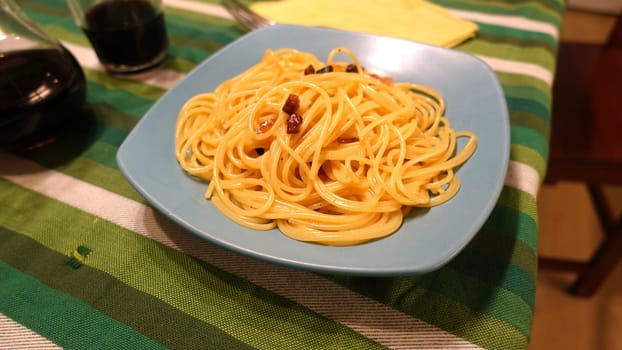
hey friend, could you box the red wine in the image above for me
[83,0,168,72]
[0,48,86,149]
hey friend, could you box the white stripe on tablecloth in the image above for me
[504,160,541,198]
[0,313,61,350]
[0,152,482,350]
[448,9,559,39]
[477,54,553,86]
[163,0,233,19]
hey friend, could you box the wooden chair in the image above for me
[539,14,622,297]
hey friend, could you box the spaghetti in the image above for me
[175,47,477,246]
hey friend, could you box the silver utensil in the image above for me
[221,0,274,30]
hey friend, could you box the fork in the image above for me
[221,0,275,30]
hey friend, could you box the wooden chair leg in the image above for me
[539,185,622,297]
[538,257,588,273]
[570,219,622,297]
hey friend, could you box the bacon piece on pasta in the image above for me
[304,64,315,75]
[282,94,300,115]
[257,119,274,134]
[286,113,302,134]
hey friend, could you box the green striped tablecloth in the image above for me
[0,0,563,348]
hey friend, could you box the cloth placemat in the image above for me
[0,0,563,349]
[251,0,479,47]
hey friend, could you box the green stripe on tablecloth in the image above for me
[538,0,566,10]
[20,136,120,172]
[496,187,538,223]
[165,6,238,29]
[503,85,551,119]
[469,230,538,279]
[408,290,528,350]
[418,293,528,349]
[0,181,383,350]
[507,96,550,121]
[476,23,557,48]
[159,51,197,73]
[461,40,554,71]
[510,111,549,138]
[72,141,119,169]
[0,227,257,350]
[21,9,81,35]
[447,0,565,13]
[80,120,128,148]
[510,144,546,179]
[511,126,549,161]
[166,15,241,45]
[166,12,244,45]
[86,82,155,117]
[84,101,140,131]
[166,16,238,64]
[84,71,166,101]
[505,88,550,115]
[21,122,124,171]
[476,30,555,55]
[21,137,120,170]
[497,72,551,98]
[75,108,130,146]
[168,44,214,66]
[483,206,538,250]
[0,261,165,350]
[20,0,67,14]
[520,0,565,12]
[433,0,562,25]
[448,249,535,307]
[510,91,551,119]
[42,25,92,47]
[419,268,533,336]
[331,275,529,350]
[509,106,550,135]
[415,262,533,335]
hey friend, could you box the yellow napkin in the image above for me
[250,0,478,48]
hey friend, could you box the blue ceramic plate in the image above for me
[117,24,509,276]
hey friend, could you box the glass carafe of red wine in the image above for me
[0,0,86,150]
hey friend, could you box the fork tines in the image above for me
[222,0,274,30]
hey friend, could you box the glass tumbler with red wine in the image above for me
[66,0,169,74]
[0,0,87,150]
